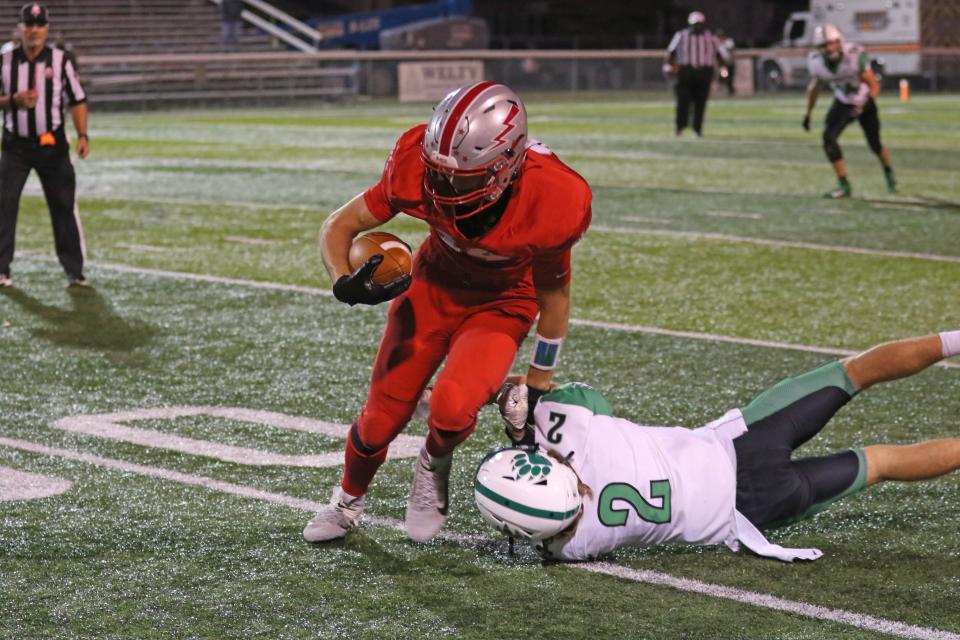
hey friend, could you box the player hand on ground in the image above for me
[497,382,529,440]
[332,254,412,306]
[802,115,811,132]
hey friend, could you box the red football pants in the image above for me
[340,277,538,497]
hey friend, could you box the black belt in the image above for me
[2,128,67,148]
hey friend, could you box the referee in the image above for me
[0,3,88,289]
[665,11,724,137]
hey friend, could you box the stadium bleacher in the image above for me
[0,0,276,55]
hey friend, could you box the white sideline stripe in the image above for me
[582,563,960,640]
[17,253,960,369]
[591,225,960,264]
[0,434,957,640]
[569,318,960,370]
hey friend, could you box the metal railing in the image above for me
[77,47,960,108]
[207,0,322,52]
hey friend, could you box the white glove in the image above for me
[496,382,528,440]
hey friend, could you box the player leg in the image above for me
[691,68,711,136]
[675,68,693,135]
[840,333,949,392]
[822,99,856,198]
[775,437,960,528]
[736,332,958,527]
[35,146,85,282]
[406,302,537,542]
[857,98,896,193]
[863,440,960,485]
[734,360,859,526]
[0,146,34,285]
[303,281,453,542]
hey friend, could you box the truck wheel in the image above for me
[761,61,784,91]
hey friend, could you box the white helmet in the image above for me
[688,11,706,26]
[813,23,843,47]
[421,81,527,220]
[474,447,582,541]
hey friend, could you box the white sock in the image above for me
[940,331,960,358]
[339,489,362,505]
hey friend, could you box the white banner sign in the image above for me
[398,60,484,102]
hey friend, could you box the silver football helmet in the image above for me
[421,82,528,220]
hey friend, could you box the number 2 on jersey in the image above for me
[598,481,672,526]
[546,411,566,443]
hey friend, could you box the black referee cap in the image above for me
[19,3,48,26]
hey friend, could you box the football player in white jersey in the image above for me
[802,24,897,199]
[482,330,960,562]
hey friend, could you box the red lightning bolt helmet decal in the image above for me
[492,103,521,148]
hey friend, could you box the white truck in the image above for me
[757,0,932,90]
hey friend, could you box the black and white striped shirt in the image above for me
[667,28,721,68]
[0,45,86,139]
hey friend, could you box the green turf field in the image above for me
[1,93,958,639]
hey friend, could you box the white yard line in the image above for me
[225,236,283,246]
[619,215,674,225]
[590,225,960,264]
[705,210,764,220]
[115,243,169,253]
[15,253,960,370]
[871,203,928,212]
[583,563,960,640]
[1,434,957,640]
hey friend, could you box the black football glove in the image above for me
[526,385,548,426]
[802,115,811,132]
[332,254,412,306]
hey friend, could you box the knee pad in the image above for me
[354,410,402,454]
[822,133,843,162]
[428,378,474,435]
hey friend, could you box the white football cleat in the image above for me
[405,447,452,543]
[303,489,365,543]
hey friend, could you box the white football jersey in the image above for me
[807,42,870,106]
[533,383,743,561]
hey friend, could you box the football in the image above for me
[348,232,413,284]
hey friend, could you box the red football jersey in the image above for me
[363,124,592,295]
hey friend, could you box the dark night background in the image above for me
[275,0,810,48]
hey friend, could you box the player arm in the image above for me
[319,194,410,306]
[70,102,89,158]
[664,32,680,71]
[804,77,821,118]
[318,193,383,282]
[526,282,570,399]
[861,67,880,98]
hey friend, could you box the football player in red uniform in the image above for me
[304,82,593,543]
